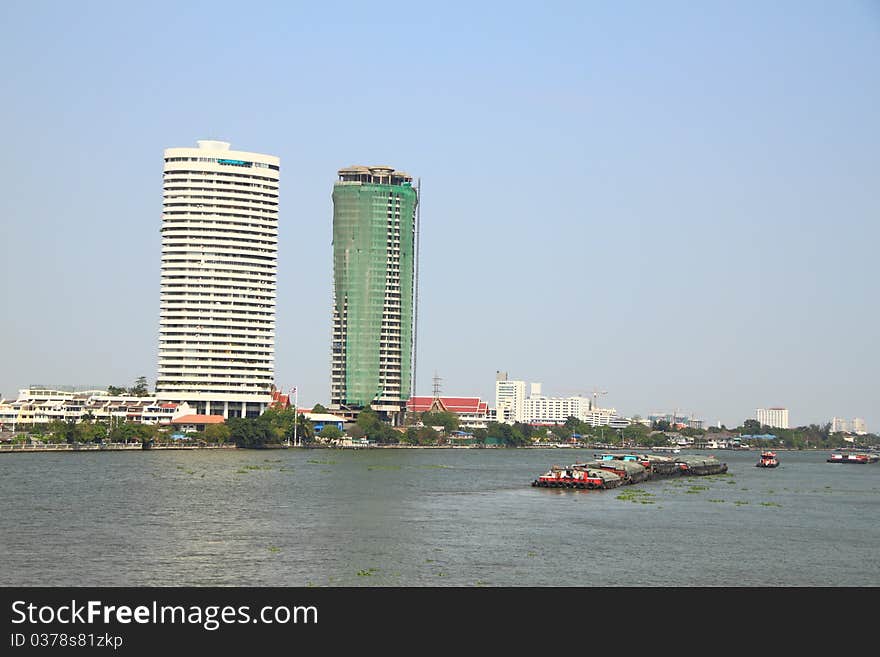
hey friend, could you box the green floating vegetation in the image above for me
[367,465,401,471]
[417,464,452,469]
[685,485,708,494]
[708,499,725,503]
[527,551,537,557]
[235,469,249,474]
[268,546,280,554]
[244,464,272,470]
[760,501,782,507]
[308,459,336,465]
[357,568,378,577]
[617,489,656,504]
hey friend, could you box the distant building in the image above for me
[756,407,789,429]
[831,417,867,435]
[300,411,346,433]
[171,414,225,433]
[647,412,703,430]
[495,372,526,424]
[406,396,489,429]
[0,387,194,429]
[493,373,624,427]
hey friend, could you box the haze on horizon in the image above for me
[1,1,877,431]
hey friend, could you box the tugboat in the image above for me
[756,451,779,468]
[532,465,621,489]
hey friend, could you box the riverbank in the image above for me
[0,442,238,453]
[0,441,838,454]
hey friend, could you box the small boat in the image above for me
[756,451,779,468]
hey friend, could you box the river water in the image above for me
[1,448,877,587]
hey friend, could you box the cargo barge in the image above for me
[827,451,879,464]
[532,453,728,490]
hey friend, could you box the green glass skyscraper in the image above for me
[330,166,418,422]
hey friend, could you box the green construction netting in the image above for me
[332,182,417,406]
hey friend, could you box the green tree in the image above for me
[319,425,343,440]
[311,403,329,414]
[129,376,150,396]
[228,417,275,448]
[348,425,366,440]
[261,407,297,443]
[106,385,127,396]
[295,413,316,444]
[741,419,762,435]
[204,423,231,445]
[421,411,459,433]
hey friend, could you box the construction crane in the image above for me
[591,388,608,411]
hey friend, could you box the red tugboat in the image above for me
[756,451,779,468]
[532,465,616,489]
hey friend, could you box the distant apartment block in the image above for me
[831,417,867,435]
[756,407,789,429]
[495,372,526,423]
[494,373,625,427]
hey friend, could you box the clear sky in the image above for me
[1,1,878,430]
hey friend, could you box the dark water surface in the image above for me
[1,448,877,586]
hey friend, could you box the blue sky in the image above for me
[1,1,878,430]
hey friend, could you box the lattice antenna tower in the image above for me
[432,371,442,400]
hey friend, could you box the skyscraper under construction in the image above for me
[330,165,418,423]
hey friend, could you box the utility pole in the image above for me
[287,386,299,447]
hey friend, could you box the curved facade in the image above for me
[156,140,279,418]
[331,165,417,419]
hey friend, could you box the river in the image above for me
[1,448,877,586]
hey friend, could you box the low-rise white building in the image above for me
[0,388,193,429]
[493,375,626,427]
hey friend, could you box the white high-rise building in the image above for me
[156,140,280,418]
[756,407,789,429]
[495,371,526,423]
[831,417,868,435]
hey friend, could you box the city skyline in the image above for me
[1,2,877,431]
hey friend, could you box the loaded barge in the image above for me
[827,451,879,464]
[532,453,728,490]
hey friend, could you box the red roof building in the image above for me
[406,396,489,428]
[170,414,226,432]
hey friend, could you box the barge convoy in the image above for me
[827,451,879,464]
[532,452,728,490]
